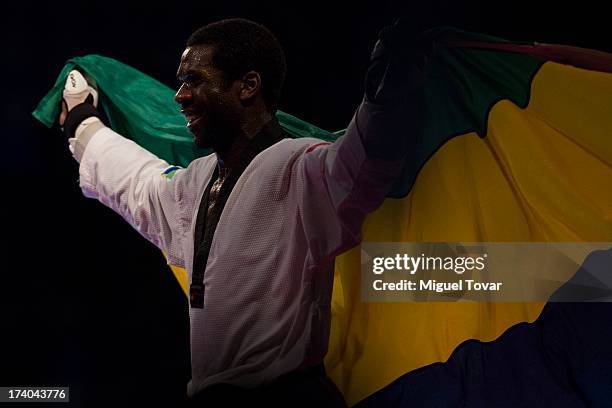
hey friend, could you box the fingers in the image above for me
[59,70,100,128]
[59,99,68,126]
[63,70,99,110]
[63,88,93,111]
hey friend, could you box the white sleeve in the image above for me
[293,110,405,266]
[68,117,104,162]
[77,126,198,267]
[294,35,425,265]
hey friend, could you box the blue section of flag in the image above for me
[357,249,612,407]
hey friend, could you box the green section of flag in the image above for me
[33,28,543,198]
[33,54,338,166]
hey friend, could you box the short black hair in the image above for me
[187,18,286,112]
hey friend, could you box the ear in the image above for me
[239,71,261,102]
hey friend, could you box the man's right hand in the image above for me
[59,70,104,142]
[59,70,98,126]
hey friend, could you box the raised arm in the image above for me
[294,22,430,265]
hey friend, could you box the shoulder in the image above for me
[161,152,217,187]
[259,137,331,162]
[241,137,332,197]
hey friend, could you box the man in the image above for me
[59,18,426,407]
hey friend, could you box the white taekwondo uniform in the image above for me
[68,36,419,396]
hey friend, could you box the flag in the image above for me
[33,27,612,406]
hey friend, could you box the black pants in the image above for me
[188,365,348,408]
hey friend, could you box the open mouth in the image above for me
[187,116,203,129]
[182,111,204,130]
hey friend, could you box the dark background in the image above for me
[0,1,609,406]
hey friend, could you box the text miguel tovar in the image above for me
[370,253,503,292]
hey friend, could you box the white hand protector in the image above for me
[62,70,104,161]
[63,70,98,110]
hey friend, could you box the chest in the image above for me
[206,171,228,219]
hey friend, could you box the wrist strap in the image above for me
[63,99,103,139]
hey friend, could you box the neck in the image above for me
[215,110,274,170]
[215,136,248,172]
[242,109,273,141]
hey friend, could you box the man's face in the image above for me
[175,45,242,150]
